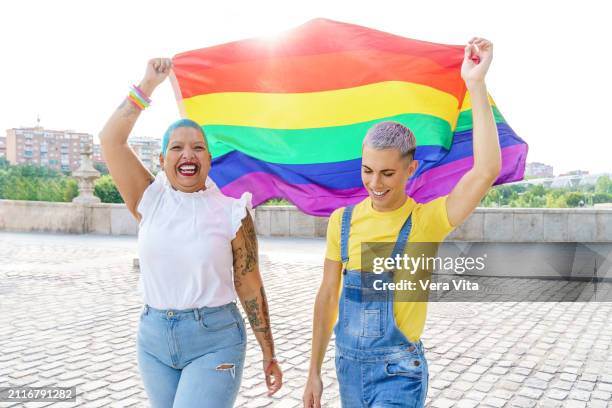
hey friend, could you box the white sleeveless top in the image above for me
[136,171,252,309]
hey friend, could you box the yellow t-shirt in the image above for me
[325,195,456,342]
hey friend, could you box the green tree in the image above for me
[63,178,79,201]
[0,163,80,202]
[94,175,124,203]
[595,176,612,194]
[565,192,586,207]
[531,184,546,197]
[262,198,291,205]
[545,193,568,208]
[94,162,109,175]
[481,188,502,207]
[593,192,612,204]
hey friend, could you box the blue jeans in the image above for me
[334,205,429,407]
[335,341,429,408]
[137,302,247,408]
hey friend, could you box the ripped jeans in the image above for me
[137,302,247,408]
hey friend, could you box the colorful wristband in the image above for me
[129,91,148,108]
[128,84,151,110]
[132,84,152,103]
[127,94,145,110]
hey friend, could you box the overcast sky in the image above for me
[0,0,609,175]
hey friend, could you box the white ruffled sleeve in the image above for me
[231,192,254,239]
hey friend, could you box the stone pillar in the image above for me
[72,145,101,204]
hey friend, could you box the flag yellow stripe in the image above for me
[183,81,460,130]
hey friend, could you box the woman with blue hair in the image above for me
[100,58,282,407]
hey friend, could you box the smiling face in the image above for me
[361,146,418,212]
[159,126,211,193]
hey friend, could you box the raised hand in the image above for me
[139,57,172,96]
[461,37,493,86]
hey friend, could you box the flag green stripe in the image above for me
[456,106,506,132]
[204,113,453,164]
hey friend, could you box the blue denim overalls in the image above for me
[334,205,429,408]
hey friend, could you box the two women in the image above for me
[101,35,497,408]
[100,58,282,407]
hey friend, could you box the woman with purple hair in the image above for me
[304,37,500,407]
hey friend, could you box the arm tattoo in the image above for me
[245,297,262,327]
[258,287,273,343]
[234,274,242,288]
[117,98,140,119]
[244,287,274,350]
[232,213,258,287]
[232,215,274,351]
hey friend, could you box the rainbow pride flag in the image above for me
[170,18,528,216]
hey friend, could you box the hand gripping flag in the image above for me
[170,18,528,216]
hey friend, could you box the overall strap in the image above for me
[340,206,355,266]
[390,212,413,260]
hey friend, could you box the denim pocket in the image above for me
[199,309,239,332]
[385,356,424,379]
[363,309,382,338]
[342,284,386,338]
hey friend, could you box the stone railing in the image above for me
[2,200,612,242]
[255,205,612,242]
[0,200,136,235]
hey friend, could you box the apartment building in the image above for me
[5,127,93,172]
[92,143,105,166]
[128,137,161,172]
[525,162,554,178]
[0,136,6,159]
[92,137,161,172]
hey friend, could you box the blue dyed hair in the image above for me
[161,119,206,158]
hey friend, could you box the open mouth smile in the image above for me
[177,162,199,177]
[371,189,390,199]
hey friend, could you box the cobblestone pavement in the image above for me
[0,232,611,408]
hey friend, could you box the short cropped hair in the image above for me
[363,121,416,161]
[161,119,207,158]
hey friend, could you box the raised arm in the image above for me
[99,58,172,221]
[303,258,342,408]
[447,38,502,227]
[231,212,282,396]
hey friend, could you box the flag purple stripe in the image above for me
[219,143,528,216]
[406,142,528,202]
